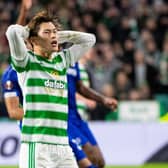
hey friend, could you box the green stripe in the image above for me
[28,51,67,75]
[31,143,34,168]
[26,78,67,88]
[29,143,32,168]
[81,78,89,81]
[53,55,63,63]
[22,126,67,136]
[79,69,86,72]
[26,94,68,104]
[31,143,33,168]
[11,57,30,72]
[30,62,67,75]
[25,110,68,120]
[77,105,87,110]
[28,143,30,168]
[32,143,35,168]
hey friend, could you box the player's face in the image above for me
[37,22,58,52]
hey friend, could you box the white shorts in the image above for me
[19,142,78,168]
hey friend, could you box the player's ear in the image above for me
[25,39,33,50]
[29,36,38,46]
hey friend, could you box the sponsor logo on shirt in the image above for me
[44,79,65,89]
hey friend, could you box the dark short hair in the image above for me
[28,10,61,38]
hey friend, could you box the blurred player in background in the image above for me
[67,58,117,168]
[6,3,96,167]
[76,49,97,121]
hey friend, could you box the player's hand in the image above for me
[22,0,32,10]
[103,97,118,111]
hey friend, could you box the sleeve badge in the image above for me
[4,80,14,90]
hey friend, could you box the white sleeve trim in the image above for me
[4,92,17,98]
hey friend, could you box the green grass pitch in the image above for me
[106,164,168,168]
[1,164,168,168]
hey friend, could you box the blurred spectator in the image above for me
[87,43,121,93]
[128,88,141,100]
[139,84,152,100]
[96,23,112,43]
[131,49,160,96]
[112,41,124,61]
[113,69,132,100]
[123,37,136,65]
[118,16,132,43]
[159,39,168,86]
[144,38,161,67]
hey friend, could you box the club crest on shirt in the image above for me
[4,80,14,90]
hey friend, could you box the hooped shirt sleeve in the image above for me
[6,25,30,72]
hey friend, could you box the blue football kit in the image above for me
[67,63,97,161]
[1,65,23,129]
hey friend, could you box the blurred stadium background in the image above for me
[0,0,168,167]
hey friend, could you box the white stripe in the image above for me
[4,92,17,98]
[78,63,84,69]
[23,118,67,129]
[25,70,67,82]
[26,86,68,98]
[26,102,68,113]
[21,134,69,145]
[77,108,85,113]
[80,72,88,78]
[83,81,89,87]
[77,100,86,106]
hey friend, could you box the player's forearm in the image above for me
[76,93,96,107]
[58,31,96,62]
[16,4,28,25]
[6,24,29,62]
[77,81,105,104]
[7,108,24,120]
[58,31,96,45]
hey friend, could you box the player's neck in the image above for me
[33,46,52,59]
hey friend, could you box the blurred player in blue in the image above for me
[1,65,23,124]
[67,60,117,168]
[1,0,32,129]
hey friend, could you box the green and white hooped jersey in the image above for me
[14,51,71,145]
[77,63,90,121]
[6,24,96,145]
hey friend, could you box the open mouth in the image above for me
[51,40,57,47]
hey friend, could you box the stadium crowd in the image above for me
[0,0,168,120]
